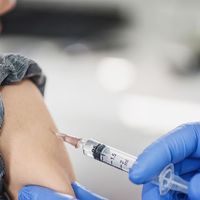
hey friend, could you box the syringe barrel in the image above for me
[80,139,137,173]
[77,138,189,196]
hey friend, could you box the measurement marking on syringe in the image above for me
[58,133,189,196]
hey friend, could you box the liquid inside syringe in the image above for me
[82,139,136,173]
[58,133,136,173]
[57,133,189,196]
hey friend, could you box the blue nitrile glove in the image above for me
[19,182,107,200]
[129,122,200,200]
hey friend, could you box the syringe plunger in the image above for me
[58,133,189,196]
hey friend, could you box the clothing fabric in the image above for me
[0,54,46,199]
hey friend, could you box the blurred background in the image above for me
[1,0,200,199]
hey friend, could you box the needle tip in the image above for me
[56,132,81,148]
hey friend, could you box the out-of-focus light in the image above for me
[118,94,200,134]
[64,43,90,54]
[97,57,135,92]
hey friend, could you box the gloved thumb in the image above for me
[18,185,75,200]
[188,173,200,200]
[72,182,107,200]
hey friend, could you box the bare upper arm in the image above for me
[0,80,75,199]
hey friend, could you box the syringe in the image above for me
[58,133,189,196]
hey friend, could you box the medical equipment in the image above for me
[57,133,189,196]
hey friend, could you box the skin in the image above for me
[0,80,76,199]
[0,0,15,15]
[0,0,16,32]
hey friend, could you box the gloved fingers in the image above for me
[142,183,172,200]
[142,172,193,200]
[180,171,197,182]
[129,122,200,184]
[188,173,200,200]
[18,185,76,200]
[19,183,107,200]
[142,183,189,200]
[72,182,107,200]
[174,158,200,175]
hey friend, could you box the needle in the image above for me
[55,132,81,148]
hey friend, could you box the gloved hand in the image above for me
[129,122,200,200]
[19,182,107,200]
